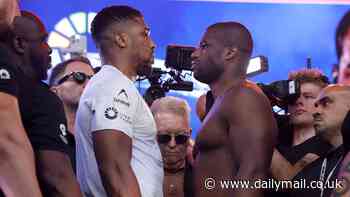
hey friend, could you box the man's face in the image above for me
[24,18,52,80]
[191,28,225,84]
[288,82,323,127]
[338,28,350,85]
[313,88,350,135]
[126,17,155,76]
[55,61,94,108]
[154,112,191,171]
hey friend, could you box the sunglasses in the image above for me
[57,72,92,85]
[157,134,190,145]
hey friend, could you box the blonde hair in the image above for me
[151,96,191,123]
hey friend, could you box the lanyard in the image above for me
[319,156,343,197]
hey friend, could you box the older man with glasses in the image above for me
[151,96,194,197]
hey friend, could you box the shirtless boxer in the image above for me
[191,22,277,197]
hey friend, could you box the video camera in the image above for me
[257,80,301,111]
[164,45,269,77]
[143,45,195,106]
[143,45,270,106]
[257,58,328,111]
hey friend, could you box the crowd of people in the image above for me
[1,0,350,197]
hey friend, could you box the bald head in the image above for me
[13,11,45,38]
[322,84,350,93]
[11,11,51,81]
[191,21,254,84]
[208,22,253,59]
[318,84,350,105]
[315,84,350,114]
[314,84,350,139]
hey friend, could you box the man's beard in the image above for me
[194,68,222,85]
[136,63,153,77]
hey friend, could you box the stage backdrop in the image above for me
[22,0,350,137]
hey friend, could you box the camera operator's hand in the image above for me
[341,110,350,154]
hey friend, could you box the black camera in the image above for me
[143,45,196,106]
[143,45,270,106]
[165,45,195,71]
[164,45,269,76]
[257,80,301,110]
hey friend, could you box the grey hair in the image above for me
[151,96,191,123]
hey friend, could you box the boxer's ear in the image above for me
[224,47,238,61]
[12,35,27,54]
[115,32,128,48]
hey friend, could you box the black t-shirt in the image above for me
[290,146,344,197]
[0,56,74,195]
[28,81,71,153]
[266,138,333,197]
[0,51,19,96]
[0,64,73,156]
[275,114,293,147]
[278,135,333,165]
[31,82,76,196]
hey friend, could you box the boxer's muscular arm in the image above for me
[225,87,277,197]
[36,150,82,197]
[0,92,43,197]
[93,130,141,197]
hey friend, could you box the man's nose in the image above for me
[313,111,321,119]
[168,137,176,148]
[295,96,304,106]
[191,48,199,60]
[150,38,156,49]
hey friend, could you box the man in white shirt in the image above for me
[75,5,163,197]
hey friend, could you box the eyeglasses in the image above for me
[157,134,190,145]
[57,72,92,85]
